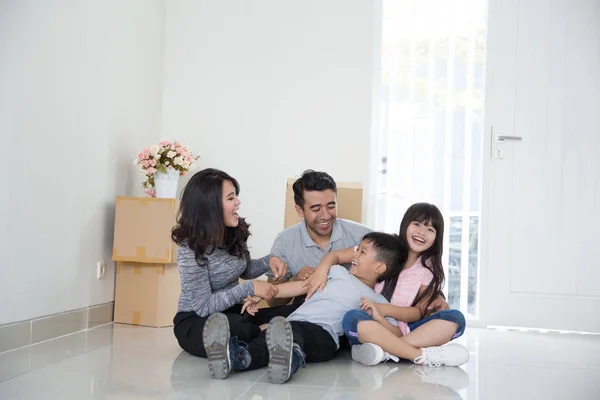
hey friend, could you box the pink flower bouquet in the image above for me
[134,141,199,197]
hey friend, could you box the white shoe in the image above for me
[351,343,399,366]
[414,343,470,367]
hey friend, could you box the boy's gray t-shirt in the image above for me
[287,265,398,348]
[268,219,372,280]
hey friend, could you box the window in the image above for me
[374,0,488,317]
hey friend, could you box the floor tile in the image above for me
[1,324,599,400]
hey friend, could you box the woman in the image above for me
[172,168,299,357]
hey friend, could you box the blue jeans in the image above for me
[342,309,466,346]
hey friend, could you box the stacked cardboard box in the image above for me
[112,197,181,327]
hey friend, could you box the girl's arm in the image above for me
[379,283,438,322]
[415,285,442,317]
[360,297,402,337]
[376,304,423,323]
[306,247,356,299]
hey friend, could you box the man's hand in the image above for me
[269,256,288,282]
[427,293,450,314]
[305,268,328,300]
[294,266,316,281]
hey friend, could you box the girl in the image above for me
[306,202,469,367]
[172,168,299,358]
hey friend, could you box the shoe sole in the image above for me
[202,313,230,379]
[266,316,294,384]
[352,344,381,366]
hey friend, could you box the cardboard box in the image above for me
[112,196,179,264]
[284,178,364,228]
[114,262,181,327]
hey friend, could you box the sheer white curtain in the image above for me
[374,0,488,316]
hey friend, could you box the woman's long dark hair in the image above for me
[380,203,445,310]
[172,168,250,265]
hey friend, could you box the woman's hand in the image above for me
[253,281,278,300]
[242,296,262,316]
[305,268,328,300]
[269,256,288,282]
[360,297,384,323]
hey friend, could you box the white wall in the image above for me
[0,0,166,324]
[161,0,379,256]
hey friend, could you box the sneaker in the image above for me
[266,316,306,384]
[414,343,470,367]
[351,343,400,366]
[202,313,251,379]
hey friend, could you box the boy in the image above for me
[202,232,402,383]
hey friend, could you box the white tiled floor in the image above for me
[0,323,598,399]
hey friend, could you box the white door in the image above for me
[482,0,600,332]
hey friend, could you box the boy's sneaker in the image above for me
[202,313,251,379]
[414,343,470,367]
[351,343,399,366]
[266,316,306,384]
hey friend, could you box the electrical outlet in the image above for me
[97,262,106,279]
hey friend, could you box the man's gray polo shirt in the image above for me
[268,218,372,281]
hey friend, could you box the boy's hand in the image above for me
[360,297,384,323]
[241,296,262,316]
[306,269,328,300]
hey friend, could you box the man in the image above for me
[267,169,448,312]
[267,170,372,306]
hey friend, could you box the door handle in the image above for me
[495,134,523,142]
[490,126,522,159]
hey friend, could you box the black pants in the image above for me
[245,320,338,371]
[173,304,300,358]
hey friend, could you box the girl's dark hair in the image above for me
[361,232,405,300]
[172,168,250,265]
[380,202,445,309]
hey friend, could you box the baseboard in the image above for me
[0,302,114,355]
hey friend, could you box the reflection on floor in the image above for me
[0,323,598,399]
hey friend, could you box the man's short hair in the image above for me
[292,170,337,209]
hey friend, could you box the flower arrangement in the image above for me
[134,141,199,197]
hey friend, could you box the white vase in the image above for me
[154,168,180,198]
